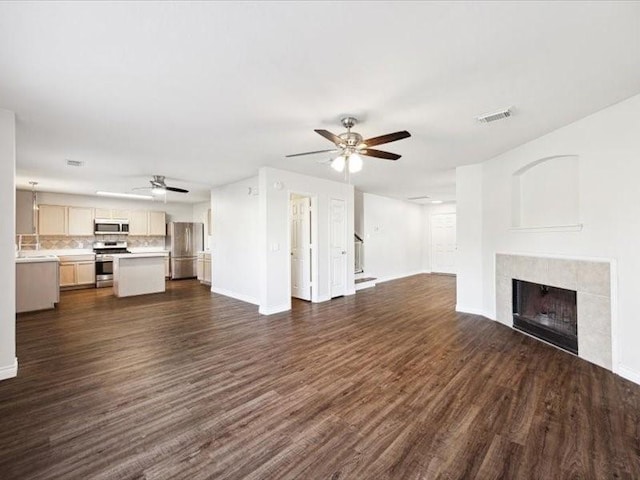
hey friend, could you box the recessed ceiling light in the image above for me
[431,200,443,204]
[96,191,153,200]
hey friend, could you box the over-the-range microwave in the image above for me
[94,219,129,235]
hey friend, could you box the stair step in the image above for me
[355,277,377,291]
[355,277,377,284]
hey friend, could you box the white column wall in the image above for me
[210,177,260,305]
[455,164,484,315]
[0,109,17,381]
[259,167,354,314]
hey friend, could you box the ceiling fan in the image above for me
[286,117,411,173]
[134,175,189,195]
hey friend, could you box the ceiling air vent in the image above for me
[408,195,430,201]
[66,159,84,167]
[476,107,512,124]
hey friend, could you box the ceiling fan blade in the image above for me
[165,186,189,193]
[286,148,338,158]
[314,129,344,146]
[361,148,401,161]
[361,130,411,148]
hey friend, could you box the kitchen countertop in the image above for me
[128,247,170,254]
[18,248,94,257]
[15,255,60,264]
[112,252,168,259]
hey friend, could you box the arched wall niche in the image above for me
[511,155,580,229]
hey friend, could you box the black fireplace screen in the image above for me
[512,279,578,354]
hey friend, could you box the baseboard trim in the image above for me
[259,303,291,315]
[617,364,640,386]
[0,358,18,381]
[455,305,491,318]
[211,286,259,306]
[376,271,428,284]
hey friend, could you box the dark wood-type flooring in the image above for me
[1,274,639,479]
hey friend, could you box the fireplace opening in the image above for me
[512,279,578,354]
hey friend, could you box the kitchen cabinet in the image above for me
[148,211,166,236]
[76,261,96,284]
[128,210,166,236]
[197,252,211,285]
[38,205,67,235]
[128,210,149,236]
[95,208,129,220]
[204,254,211,284]
[58,255,96,288]
[67,207,94,236]
[38,205,94,236]
[59,262,77,287]
[16,258,60,313]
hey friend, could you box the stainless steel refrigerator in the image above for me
[167,222,204,279]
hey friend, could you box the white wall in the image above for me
[456,92,640,384]
[259,167,354,314]
[16,190,34,234]
[211,177,260,305]
[29,191,194,223]
[191,200,211,250]
[0,110,17,380]
[362,193,426,282]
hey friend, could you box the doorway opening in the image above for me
[289,193,315,301]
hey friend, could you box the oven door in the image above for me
[95,258,114,287]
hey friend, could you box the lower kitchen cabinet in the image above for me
[59,263,77,287]
[58,256,96,288]
[197,252,211,285]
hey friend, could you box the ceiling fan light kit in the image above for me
[287,116,411,173]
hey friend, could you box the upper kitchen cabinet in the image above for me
[38,205,67,235]
[128,210,166,236]
[148,211,166,236]
[128,210,149,236]
[95,208,129,220]
[67,207,94,236]
[39,205,94,236]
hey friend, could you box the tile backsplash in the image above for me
[18,235,166,250]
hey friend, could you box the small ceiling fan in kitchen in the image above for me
[286,116,411,173]
[134,175,189,195]
[132,175,189,202]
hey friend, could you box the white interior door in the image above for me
[431,213,457,274]
[330,198,347,298]
[291,196,311,300]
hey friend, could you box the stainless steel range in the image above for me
[93,241,131,288]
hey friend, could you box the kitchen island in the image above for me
[16,256,60,312]
[112,253,166,297]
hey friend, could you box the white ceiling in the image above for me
[1,1,640,204]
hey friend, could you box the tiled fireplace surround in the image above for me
[496,254,613,370]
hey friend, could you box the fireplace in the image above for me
[512,279,578,354]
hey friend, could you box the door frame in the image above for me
[329,197,348,298]
[287,191,319,303]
